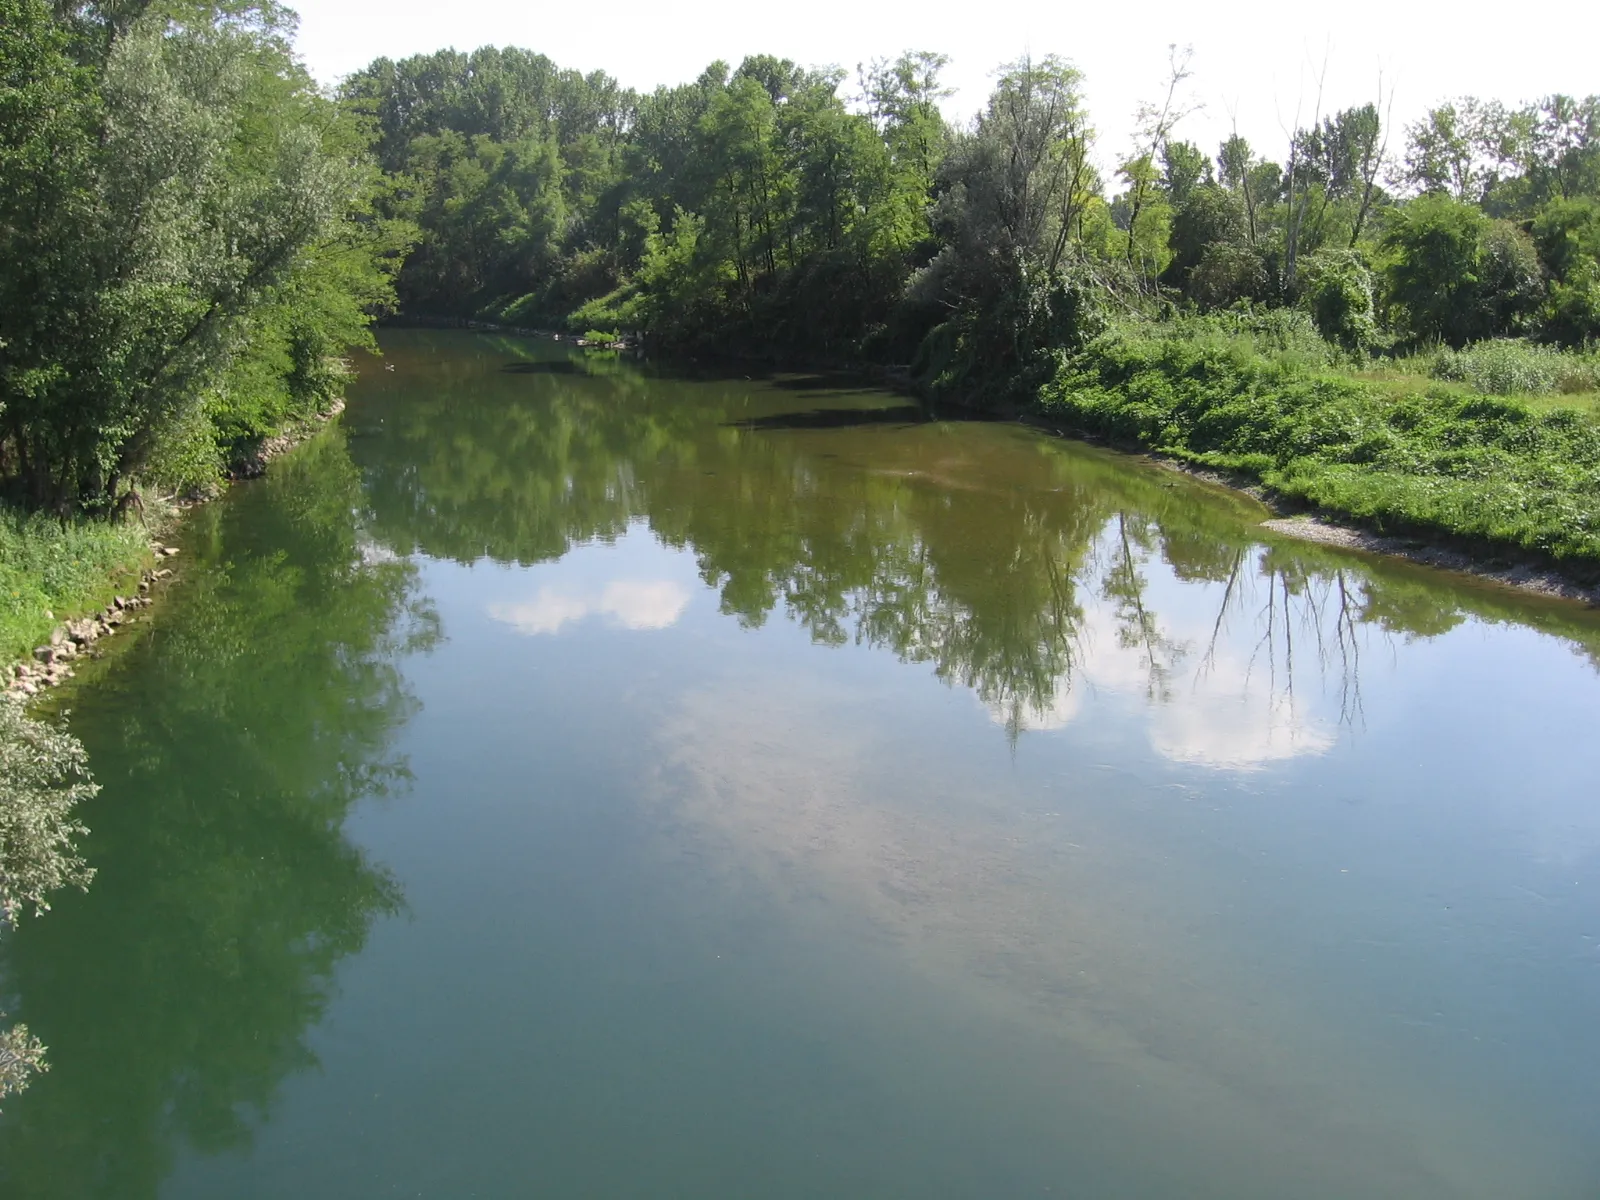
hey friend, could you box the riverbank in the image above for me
[2,402,347,700]
[386,319,1600,605]
[1033,323,1600,600]
[1,509,157,675]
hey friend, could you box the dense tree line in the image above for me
[0,0,411,515]
[346,47,1599,396]
[6,10,1596,511]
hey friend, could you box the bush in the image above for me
[1104,308,1337,373]
[1299,248,1377,351]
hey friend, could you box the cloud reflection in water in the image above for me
[984,595,1337,770]
[488,580,690,635]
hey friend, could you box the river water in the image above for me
[2,329,1598,1198]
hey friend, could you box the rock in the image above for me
[33,646,54,664]
[114,596,126,609]
[55,642,77,661]
[139,580,150,593]
[105,611,124,627]
[153,569,172,580]
[49,626,67,646]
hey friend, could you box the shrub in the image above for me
[1299,248,1378,351]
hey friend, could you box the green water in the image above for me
[3,328,1599,1198]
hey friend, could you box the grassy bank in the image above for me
[1,507,155,666]
[1038,319,1600,569]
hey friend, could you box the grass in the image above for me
[1038,319,1600,567]
[1353,368,1600,418]
[0,505,155,665]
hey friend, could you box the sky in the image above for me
[287,0,1596,170]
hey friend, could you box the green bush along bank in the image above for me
[1040,318,1600,565]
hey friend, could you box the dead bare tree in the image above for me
[1122,45,1197,285]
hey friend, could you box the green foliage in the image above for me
[0,504,151,663]
[1041,322,1600,562]
[1299,248,1377,350]
[1531,197,1600,344]
[1381,195,1543,346]
[0,0,405,512]
[342,40,1600,390]
[1430,339,1600,396]
[0,1019,46,1112]
[1403,95,1600,216]
[906,55,1106,397]
[0,697,97,925]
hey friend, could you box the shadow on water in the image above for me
[766,374,883,394]
[725,405,929,431]
[500,360,583,375]
[0,432,439,1198]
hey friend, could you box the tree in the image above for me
[1161,139,1209,206]
[1299,248,1377,349]
[0,0,394,512]
[1532,197,1600,343]
[1402,98,1511,203]
[907,56,1104,401]
[1120,45,1194,285]
[1382,194,1542,345]
[1168,183,1257,303]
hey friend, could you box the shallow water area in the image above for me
[2,329,1598,1198]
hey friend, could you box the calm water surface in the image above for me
[2,329,1598,1197]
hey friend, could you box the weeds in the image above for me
[1428,339,1600,396]
[0,506,152,663]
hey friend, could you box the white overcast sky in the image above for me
[288,0,1596,170]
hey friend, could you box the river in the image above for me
[2,328,1597,1198]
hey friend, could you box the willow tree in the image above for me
[911,54,1103,401]
[0,0,396,512]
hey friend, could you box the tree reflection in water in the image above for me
[353,332,1600,750]
[5,331,1596,1193]
[0,434,438,1198]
